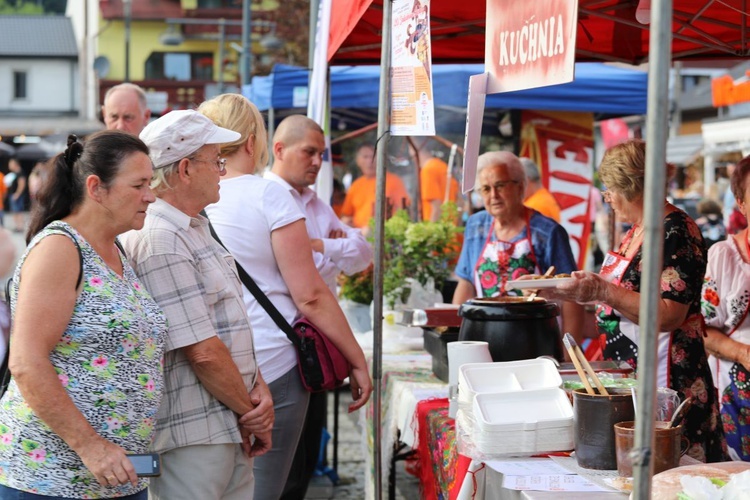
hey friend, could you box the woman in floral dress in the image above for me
[451,151,583,338]
[547,139,727,462]
[0,132,167,499]
[702,154,750,461]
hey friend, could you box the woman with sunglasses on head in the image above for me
[451,151,583,342]
[545,139,727,463]
[0,132,167,499]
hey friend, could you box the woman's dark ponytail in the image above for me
[26,130,149,242]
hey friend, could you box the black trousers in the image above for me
[280,391,327,500]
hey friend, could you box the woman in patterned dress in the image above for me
[546,139,727,463]
[702,154,750,461]
[0,132,167,499]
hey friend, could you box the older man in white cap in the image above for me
[121,110,274,500]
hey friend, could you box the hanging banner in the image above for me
[485,0,578,94]
[520,110,593,270]
[462,73,488,193]
[308,0,334,204]
[390,0,436,136]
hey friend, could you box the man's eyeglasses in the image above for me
[189,156,227,174]
[478,180,520,195]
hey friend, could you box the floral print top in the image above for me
[598,210,727,463]
[0,222,167,498]
[701,236,750,460]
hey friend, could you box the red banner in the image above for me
[520,110,593,270]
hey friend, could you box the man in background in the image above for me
[122,110,273,499]
[101,83,151,135]
[413,138,460,222]
[520,157,561,221]
[340,142,410,232]
[266,115,372,498]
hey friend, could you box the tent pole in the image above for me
[267,107,275,169]
[372,2,392,499]
[633,0,673,498]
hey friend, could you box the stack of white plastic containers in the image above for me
[455,358,574,458]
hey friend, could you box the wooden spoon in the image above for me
[527,265,555,301]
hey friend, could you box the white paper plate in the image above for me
[505,277,574,289]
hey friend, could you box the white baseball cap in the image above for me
[139,109,241,169]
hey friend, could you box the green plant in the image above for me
[338,264,374,305]
[338,203,463,308]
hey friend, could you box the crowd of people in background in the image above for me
[2,80,750,500]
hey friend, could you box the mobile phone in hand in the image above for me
[127,453,161,477]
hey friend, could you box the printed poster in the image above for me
[520,110,594,270]
[390,0,436,136]
[485,0,578,94]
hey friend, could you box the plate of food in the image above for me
[505,274,574,289]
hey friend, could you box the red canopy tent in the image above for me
[324,2,749,498]
[328,0,749,64]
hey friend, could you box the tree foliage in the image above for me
[0,0,67,14]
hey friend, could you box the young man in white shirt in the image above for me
[264,115,372,498]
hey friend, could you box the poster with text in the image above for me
[520,110,593,270]
[390,0,436,136]
[485,0,578,94]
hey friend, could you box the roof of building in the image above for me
[0,16,78,58]
[667,133,704,166]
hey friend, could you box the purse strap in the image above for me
[202,212,302,350]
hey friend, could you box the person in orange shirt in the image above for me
[413,139,460,222]
[520,157,561,221]
[340,142,410,231]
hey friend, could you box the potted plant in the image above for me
[339,203,463,313]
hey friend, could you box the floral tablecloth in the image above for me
[416,398,473,499]
[362,353,448,499]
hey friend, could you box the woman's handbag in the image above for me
[205,217,351,392]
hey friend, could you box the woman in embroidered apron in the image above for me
[702,154,750,461]
[452,151,583,340]
[546,139,727,463]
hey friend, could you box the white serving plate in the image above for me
[458,359,562,404]
[505,277,574,289]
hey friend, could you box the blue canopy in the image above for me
[246,63,647,116]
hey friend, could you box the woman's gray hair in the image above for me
[150,161,180,192]
[475,151,527,189]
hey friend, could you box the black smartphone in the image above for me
[127,453,161,477]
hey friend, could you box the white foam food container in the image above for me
[458,358,562,404]
[472,388,573,433]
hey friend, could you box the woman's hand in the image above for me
[347,365,373,413]
[543,270,611,305]
[77,437,138,487]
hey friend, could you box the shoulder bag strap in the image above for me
[201,211,301,350]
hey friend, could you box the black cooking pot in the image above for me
[458,298,564,362]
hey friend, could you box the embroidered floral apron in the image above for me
[596,228,671,388]
[597,223,728,462]
[473,216,540,297]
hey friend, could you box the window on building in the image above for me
[13,71,27,99]
[145,52,214,81]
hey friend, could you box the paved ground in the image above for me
[308,388,421,500]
